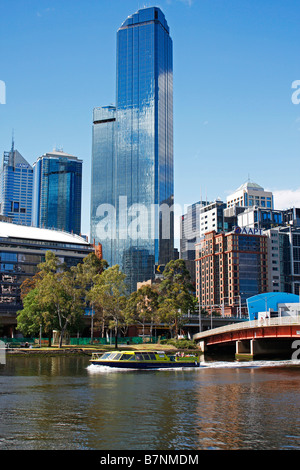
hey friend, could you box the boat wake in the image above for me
[199,359,300,369]
[87,359,300,373]
[87,364,131,373]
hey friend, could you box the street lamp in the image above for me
[198,303,202,333]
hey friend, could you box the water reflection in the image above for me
[0,357,300,450]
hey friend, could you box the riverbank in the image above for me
[5,343,201,357]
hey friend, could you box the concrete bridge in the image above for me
[193,316,300,359]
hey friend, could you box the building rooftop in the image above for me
[235,181,265,192]
[0,221,89,245]
[34,149,82,163]
[120,7,169,33]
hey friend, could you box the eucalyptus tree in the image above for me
[17,251,86,347]
[158,259,197,338]
[125,284,159,340]
[88,265,128,348]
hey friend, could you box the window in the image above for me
[11,201,19,213]
[120,354,133,360]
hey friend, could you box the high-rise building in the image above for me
[195,228,268,316]
[91,106,116,266]
[91,7,174,291]
[32,149,82,235]
[226,180,273,210]
[0,140,33,226]
[199,200,226,238]
[180,201,209,284]
[264,225,300,296]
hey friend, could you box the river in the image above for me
[0,355,300,450]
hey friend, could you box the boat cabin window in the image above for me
[120,354,132,360]
[142,353,151,360]
[135,353,143,361]
[109,353,118,360]
[101,353,112,359]
[148,353,156,360]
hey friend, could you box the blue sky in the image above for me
[1,0,300,241]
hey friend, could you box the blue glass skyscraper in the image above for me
[0,140,33,226]
[33,149,82,235]
[91,7,174,291]
[91,106,116,254]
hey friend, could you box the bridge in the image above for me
[193,316,300,359]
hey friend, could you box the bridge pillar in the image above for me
[198,340,207,353]
[235,339,251,354]
[235,339,257,360]
[236,339,280,360]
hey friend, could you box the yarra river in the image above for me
[0,355,300,450]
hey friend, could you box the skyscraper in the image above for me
[0,139,33,226]
[91,106,116,261]
[32,149,82,235]
[91,7,174,291]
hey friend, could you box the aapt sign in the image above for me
[234,226,263,236]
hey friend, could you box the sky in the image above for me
[1,0,300,244]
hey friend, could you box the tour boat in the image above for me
[90,350,200,369]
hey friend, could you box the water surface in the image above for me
[0,356,300,450]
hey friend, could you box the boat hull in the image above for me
[90,360,199,369]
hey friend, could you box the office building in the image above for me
[33,149,82,235]
[0,221,93,336]
[180,201,209,284]
[0,140,33,226]
[91,7,174,291]
[195,228,268,316]
[264,226,300,296]
[236,206,283,230]
[226,180,273,210]
[199,200,226,238]
[91,106,116,266]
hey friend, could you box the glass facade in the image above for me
[0,229,93,334]
[33,151,82,235]
[0,146,33,226]
[91,7,174,292]
[90,106,116,265]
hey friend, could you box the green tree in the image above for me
[75,252,108,340]
[17,288,44,337]
[17,251,86,348]
[88,265,127,348]
[126,284,159,340]
[158,259,196,338]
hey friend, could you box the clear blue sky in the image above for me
[1,0,300,241]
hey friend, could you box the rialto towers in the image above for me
[91,7,174,292]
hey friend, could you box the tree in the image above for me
[158,259,197,338]
[88,265,127,348]
[17,251,86,348]
[17,288,44,337]
[126,284,159,340]
[75,252,108,340]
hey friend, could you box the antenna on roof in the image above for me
[11,129,15,154]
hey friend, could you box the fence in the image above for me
[69,336,161,346]
[0,336,162,347]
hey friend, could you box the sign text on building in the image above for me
[234,226,263,235]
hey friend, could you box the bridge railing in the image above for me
[193,314,300,340]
